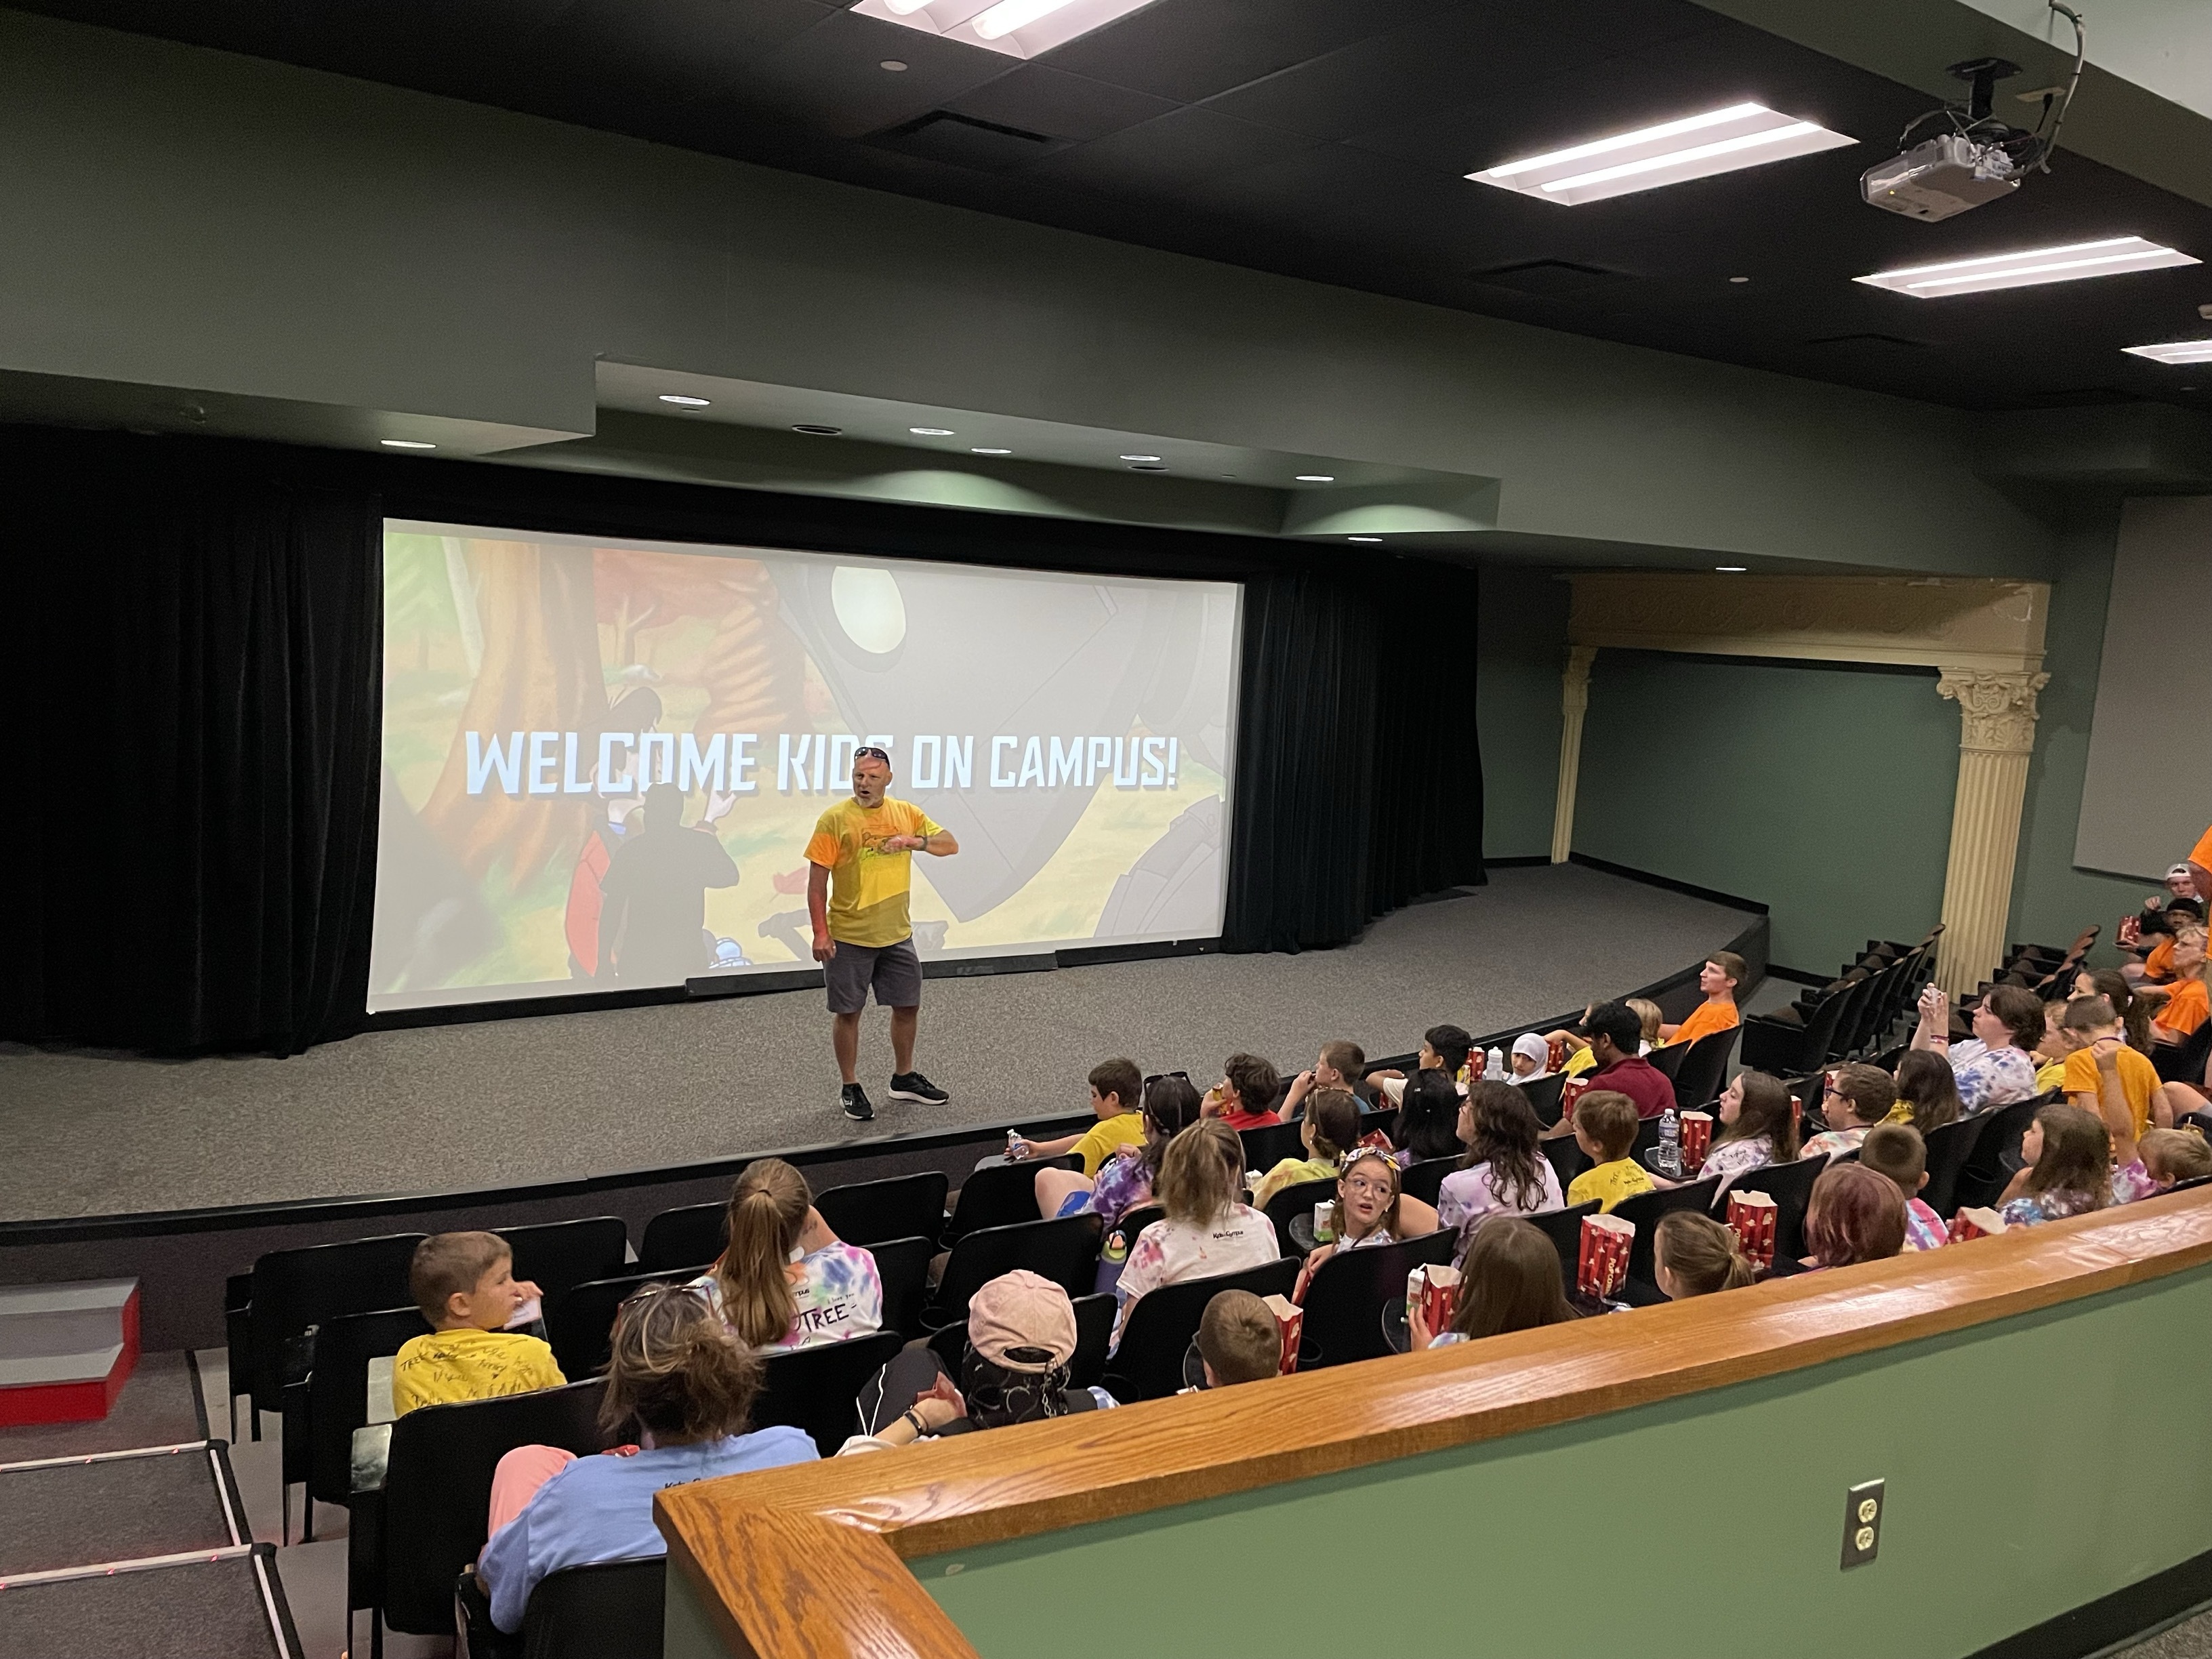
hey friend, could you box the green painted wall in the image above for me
[1571,651,1956,975]
[1477,566,1569,861]
[2009,508,2156,966]
[912,1265,2212,1659]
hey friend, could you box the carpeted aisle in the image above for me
[0,864,1757,1221]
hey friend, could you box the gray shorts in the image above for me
[825,935,922,1015]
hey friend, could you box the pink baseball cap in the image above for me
[966,1270,1076,1372]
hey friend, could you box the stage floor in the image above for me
[0,863,1757,1222]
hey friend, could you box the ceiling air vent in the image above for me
[871,110,1065,173]
[1471,259,1629,298]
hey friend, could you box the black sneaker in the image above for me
[840,1084,875,1122]
[887,1071,949,1105]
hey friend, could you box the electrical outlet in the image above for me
[1841,1479,1885,1570]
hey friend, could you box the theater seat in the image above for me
[816,1171,949,1248]
[457,1555,665,1659]
[1298,1232,1456,1369]
[926,1213,1103,1328]
[945,1156,1078,1242]
[755,1330,908,1456]
[1103,1257,1299,1402]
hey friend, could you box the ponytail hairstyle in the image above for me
[1157,1120,1243,1227]
[1137,1073,1204,1183]
[1718,1070,1799,1160]
[1891,1049,1963,1136]
[1392,1070,1464,1162]
[1655,1211,1758,1296]
[1303,1088,1360,1163]
[712,1159,811,1348]
[2081,968,2152,1053]
[601,1283,763,1444]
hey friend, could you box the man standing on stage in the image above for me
[808,745,959,1122]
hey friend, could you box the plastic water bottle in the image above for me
[1487,1046,1505,1080]
[1657,1107,1681,1178]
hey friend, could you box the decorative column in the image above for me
[1550,646,1597,864]
[1934,668,2049,994]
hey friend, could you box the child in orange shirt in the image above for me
[1659,953,1744,1046]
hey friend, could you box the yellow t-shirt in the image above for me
[1663,1000,1740,1048]
[804,797,944,949]
[1254,1155,1339,1212]
[1567,1157,1655,1214]
[1071,1112,1145,1178]
[390,1326,566,1416]
[2032,1059,2068,1096]
[2063,1043,2163,1143]
[1563,1046,1597,1079]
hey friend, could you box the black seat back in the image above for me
[1103,1257,1299,1402]
[1917,1113,1992,1219]
[522,1557,665,1659]
[1521,1071,1568,1128]
[1401,1157,1457,1208]
[945,1155,1078,1242]
[1298,1232,1456,1369]
[930,1213,1104,1325]
[1645,1042,1686,1082]
[1723,1152,1829,1265]
[1069,1293,1116,1391]
[1519,1200,1601,1288]
[305,1306,424,1506]
[381,1379,612,1633]
[497,1217,631,1302]
[545,1267,706,1379]
[816,1171,950,1248]
[754,1330,908,1456]
[638,1203,725,1273]
[1262,1176,1343,1249]
[1954,1094,2045,1212]
[249,1232,425,1414]
[1542,1134,1591,1190]
[1671,1027,1738,1110]
[1239,1121,1305,1173]
[866,1235,934,1338]
[1610,1176,1721,1288]
[2156,1019,2212,1086]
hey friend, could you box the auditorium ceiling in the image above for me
[17,0,2212,415]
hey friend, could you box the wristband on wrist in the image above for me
[900,1408,925,1438]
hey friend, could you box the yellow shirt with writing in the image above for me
[1071,1112,1145,1178]
[391,1326,565,1417]
[1567,1158,1655,1214]
[805,797,943,949]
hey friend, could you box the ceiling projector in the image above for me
[1861,134,2021,222]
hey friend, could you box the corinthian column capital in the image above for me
[1937,668,2050,755]
[1561,645,1597,718]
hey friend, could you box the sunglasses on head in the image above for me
[855,745,890,763]
[1144,1070,1190,1086]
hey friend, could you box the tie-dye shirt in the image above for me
[691,1242,883,1351]
[1902,1197,1947,1252]
[1947,1040,2039,1115]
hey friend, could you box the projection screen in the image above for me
[370,522,1242,1012]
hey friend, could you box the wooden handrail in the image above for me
[658,1188,2212,1658]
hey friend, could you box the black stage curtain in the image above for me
[0,425,1477,1050]
[1223,558,1485,953]
[0,429,383,1055]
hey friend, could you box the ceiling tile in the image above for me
[944,63,1183,142]
[1041,0,1458,106]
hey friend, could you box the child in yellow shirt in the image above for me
[1565,1091,1654,1213]
[391,1232,566,1416]
[1007,1059,1145,1176]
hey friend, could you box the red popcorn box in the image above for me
[1725,1190,1778,1269]
[1262,1293,1305,1375]
[1576,1214,1634,1298]
[1406,1263,1460,1336]
[1547,1035,1571,1072]
[1949,1206,2009,1243]
[1561,1077,1589,1122]
[1679,1111,1713,1168]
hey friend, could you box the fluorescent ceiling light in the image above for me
[1295,474,1335,483]
[1120,453,1160,462]
[1467,103,1853,205]
[1348,535,1382,543]
[848,0,1159,60]
[1716,565,1748,572]
[658,394,710,407]
[909,426,956,436]
[2125,339,2212,364]
[972,447,1014,455]
[1856,236,2198,298]
[380,438,436,449]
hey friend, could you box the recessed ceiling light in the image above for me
[851,0,1155,58]
[380,438,436,449]
[1716,565,1748,572]
[971,447,1014,455]
[1294,474,1336,483]
[879,58,908,70]
[1856,237,2198,298]
[657,394,711,407]
[909,426,956,436]
[2123,339,2212,365]
[1119,453,1162,462]
[792,424,843,436]
[1467,102,1854,205]
[1729,276,1750,284]
[1348,535,1383,543]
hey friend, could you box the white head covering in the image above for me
[1510,1032,1551,1082]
